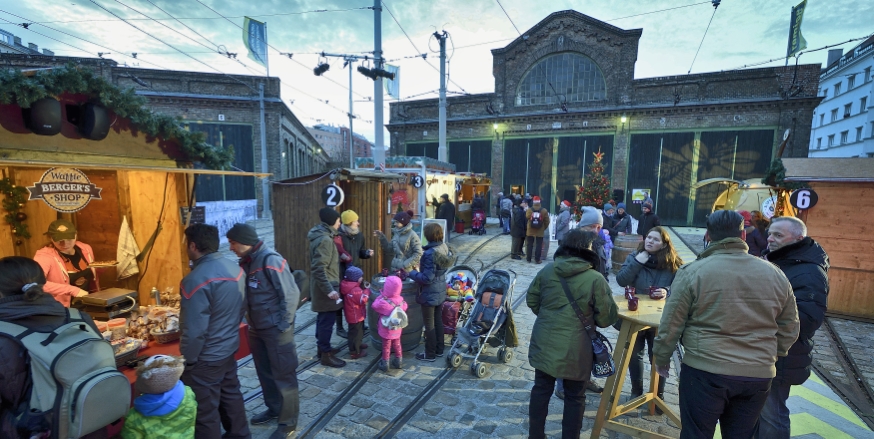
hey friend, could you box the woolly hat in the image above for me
[603,203,614,212]
[617,202,626,210]
[560,200,571,211]
[532,196,541,205]
[135,355,185,395]
[344,265,364,281]
[393,211,411,227]
[577,206,603,228]
[341,210,359,225]
[642,200,654,211]
[383,275,403,298]
[319,207,341,226]
[738,210,752,227]
[226,223,259,246]
[440,193,449,200]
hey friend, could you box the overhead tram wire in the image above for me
[687,1,720,74]
[24,6,373,25]
[0,17,94,56]
[727,31,874,72]
[495,0,521,36]
[606,1,712,22]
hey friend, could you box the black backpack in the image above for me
[530,210,544,229]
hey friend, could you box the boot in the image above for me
[586,381,603,394]
[269,424,296,439]
[391,356,403,370]
[655,378,666,415]
[316,347,341,357]
[336,315,348,338]
[320,351,346,368]
[378,359,389,372]
[630,380,644,398]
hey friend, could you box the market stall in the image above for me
[455,173,492,228]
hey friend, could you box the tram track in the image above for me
[813,318,874,429]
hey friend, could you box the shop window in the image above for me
[515,52,606,106]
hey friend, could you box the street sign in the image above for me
[321,184,345,207]
[790,188,818,210]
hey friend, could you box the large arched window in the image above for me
[515,52,606,106]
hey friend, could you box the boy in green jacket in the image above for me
[122,355,197,439]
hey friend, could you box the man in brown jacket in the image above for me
[652,210,799,439]
[525,196,550,264]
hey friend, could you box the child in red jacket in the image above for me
[340,266,369,359]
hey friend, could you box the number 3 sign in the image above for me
[790,188,818,210]
[321,184,345,207]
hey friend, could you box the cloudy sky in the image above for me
[2,0,872,147]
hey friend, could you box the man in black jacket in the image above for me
[757,216,829,439]
[435,194,456,239]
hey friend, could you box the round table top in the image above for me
[614,294,667,327]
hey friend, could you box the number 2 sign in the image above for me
[790,188,818,210]
[321,184,345,207]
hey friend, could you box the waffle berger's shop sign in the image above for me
[26,167,103,213]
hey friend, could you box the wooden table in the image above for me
[590,295,681,438]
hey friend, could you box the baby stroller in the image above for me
[446,268,517,378]
[469,210,487,235]
[442,265,478,344]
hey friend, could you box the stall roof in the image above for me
[275,168,402,185]
[0,159,271,177]
[783,158,874,182]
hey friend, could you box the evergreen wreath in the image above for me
[0,177,31,240]
[0,64,233,169]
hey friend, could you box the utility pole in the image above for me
[259,83,270,218]
[348,57,354,168]
[373,0,386,169]
[435,30,448,162]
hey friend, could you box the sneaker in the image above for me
[378,359,389,372]
[435,351,444,357]
[360,343,369,350]
[269,424,296,439]
[350,350,368,359]
[536,260,542,264]
[416,352,436,362]
[250,410,278,425]
[391,356,403,369]
[511,255,521,260]
[586,381,604,393]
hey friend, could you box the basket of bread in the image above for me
[128,306,180,342]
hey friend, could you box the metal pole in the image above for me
[437,31,447,162]
[264,22,270,78]
[373,0,386,167]
[259,83,271,218]
[349,59,354,168]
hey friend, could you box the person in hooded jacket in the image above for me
[374,211,423,273]
[526,230,618,439]
[434,194,456,239]
[308,208,346,368]
[756,216,829,439]
[0,256,103,439]
[554,200,572,246]
[336,210,374,338]
[510,199,527,260]
[615,226,683,409]
[637,200,660,238]
[602,203,619,243]
[408,223,452,361]
[613,203,632,235]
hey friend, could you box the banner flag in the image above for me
[383,64,400,99]
[243,17,268,68]
[786,0,808,59]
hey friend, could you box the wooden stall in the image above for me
[455,173,492,227]
[783,158,874,320]
[355,156,457,222]
[272,169,400,280]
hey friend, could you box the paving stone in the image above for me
[423,402,442,416]
[349,395,376,409]
[459,413,476,425]
[472,420,498,434]
[433,393,460,406]
[340,422,378,438]
[306,374,336,389]
[409,417,445,433]
[438,408,460,422]
[300,386,322,399]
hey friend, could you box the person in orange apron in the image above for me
[33,220,99,307]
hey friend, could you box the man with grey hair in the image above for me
[756,216,829,439]
[652,210,799,438]
[576,206,609,279]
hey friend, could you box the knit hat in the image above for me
[440,193,449,200]
[319,207,341,226]
[226,223,259,245]
[393,211,411,227]
[617,202,626,210]
[383,275,402,298]
[577,206,603,227]
[45,219,77,241]
[344,265,364,281]
[560,200,571,210]
[603,203,614,212]
[642,200,654,211]
[341,210,359,225]
[135,355,185,395]
[738,210,752,227]
[532,196,541,205]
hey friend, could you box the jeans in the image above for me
[315,311,337,352]
[529,369,585,439]
[248,327,300,427]
[181,355,251,439]
[679,364,771,439]
[756,379,792,439]
[502,215,511,233]
[525,236,543,262]
[421,305,444,356]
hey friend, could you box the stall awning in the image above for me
[0,159,271,178]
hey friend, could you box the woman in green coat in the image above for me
[527,229,618,439]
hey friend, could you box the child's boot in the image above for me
[391,355,402,370]
[378,358,389,372]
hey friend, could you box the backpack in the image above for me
[379,297,409,330]
[0,308,131,439]
[530,210,544,229]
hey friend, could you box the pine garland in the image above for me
[0,64,233,169]
[0,177,30,240]
[575,150,612,215]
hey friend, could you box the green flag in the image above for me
[243,17,268,68]
[786,0,808,59]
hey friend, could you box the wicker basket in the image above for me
[150,328,180,344]
[114,346,140,368]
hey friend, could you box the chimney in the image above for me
[42,49,54,56]
[13,36,21,46]
[827,49,843,68]
[28,42,38,53]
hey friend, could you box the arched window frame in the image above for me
[515,52,607,107]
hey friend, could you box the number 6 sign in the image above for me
[321,184,345,207]
[789,188,818,210]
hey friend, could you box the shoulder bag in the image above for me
[558,276,616,378]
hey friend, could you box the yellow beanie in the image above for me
[341,210,359,225]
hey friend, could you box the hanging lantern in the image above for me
[15,239,23,246]
[15,212,27,221]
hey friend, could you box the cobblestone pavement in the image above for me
[225,219,872,438]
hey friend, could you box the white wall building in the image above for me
[809,36,874,157]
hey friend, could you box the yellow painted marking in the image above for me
[790,386,867,428]
[790,413,855,438]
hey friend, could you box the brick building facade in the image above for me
[308,124,374,166]
[388,10,823,226]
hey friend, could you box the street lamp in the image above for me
[313,63,330,76]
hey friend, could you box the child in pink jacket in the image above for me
[340,266,369,359]
[371,275,408,372]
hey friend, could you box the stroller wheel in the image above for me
[448,353,463,369]
[498,347,514,364]
[471,361,488,378]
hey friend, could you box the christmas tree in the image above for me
[575,149,612,215]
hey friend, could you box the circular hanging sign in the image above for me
[26,167,103,213]
[790,188,818,210]
[761,195,778,219]
[321,184,345,207]
[411,175,425,188]
[455,182,462,192]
